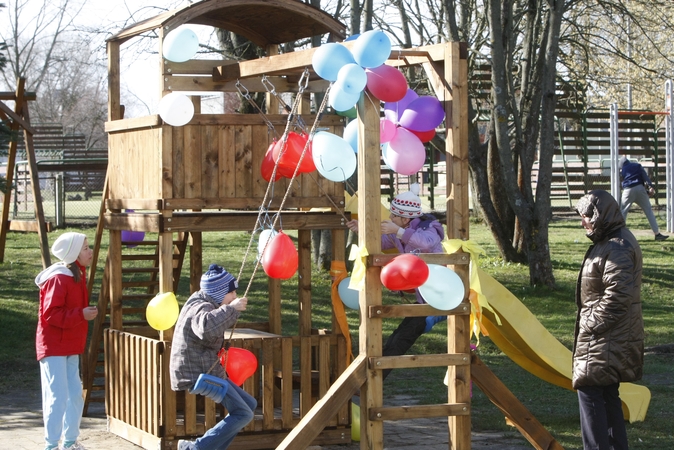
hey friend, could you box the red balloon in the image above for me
[260,231,298,279]
[261,141,282,182]
[380,254,430,291]
[365,65,408,102]
[271,132,315,175]
[220,347,258,386]
[409,128,436,143]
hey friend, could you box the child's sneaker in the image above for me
[178,440,197,450]
[61,442,87,450]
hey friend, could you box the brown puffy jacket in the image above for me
[572,190,644,389]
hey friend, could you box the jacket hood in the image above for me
[35,262,74,287]
[575,190,625,243]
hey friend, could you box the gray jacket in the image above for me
[573,190,644,388]
[169,290,240,391]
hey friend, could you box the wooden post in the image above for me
[107,41,122,121]
[446,42,471,450]
[356,91,384,449]
[298,229,312,335]
[159,220,174,342]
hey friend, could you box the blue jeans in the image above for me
[577,383,628,450]
[39,355,84,450]
[194,380,257,450]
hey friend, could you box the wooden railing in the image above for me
[104,329,350,450]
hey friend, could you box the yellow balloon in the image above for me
[146,292,179,331]
[351,402,360,442]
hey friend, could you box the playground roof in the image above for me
[107,0,347,47]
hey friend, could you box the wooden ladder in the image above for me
[82,227,190,414]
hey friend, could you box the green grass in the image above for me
[1,211,672,449]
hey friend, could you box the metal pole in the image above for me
[665,80,673,232]
[610,103,620,201]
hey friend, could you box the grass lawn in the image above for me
[1,210,672,449]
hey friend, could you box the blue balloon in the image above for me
[312,131,357,182]
[336,63,367,95]
[351,30,391,68]
[338,277,360,309]
[329,86,361,112]
[381,143,393,170]
[163,26,199,63]
[418,264,465,310]
[343,119,359,153]
[345,34,360,42]
[312,43,355,82]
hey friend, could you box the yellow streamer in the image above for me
[347,244,369,291]
[442,239,500,342]
[330,261,354,363]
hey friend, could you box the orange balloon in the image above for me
[380,253,429,291]
[260,231,298,279]
[220,347,258,386]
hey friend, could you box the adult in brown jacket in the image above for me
[574,190,644,450]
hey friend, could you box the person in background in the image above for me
[619,156,668,241]
[170,264,256,450]
[346,183,445,380]
[574,190,644,450]
[35,232,99,450]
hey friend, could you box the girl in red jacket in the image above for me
[35,232,98,450]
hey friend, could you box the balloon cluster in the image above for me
[157,26,201,127]
[338,257,465,311]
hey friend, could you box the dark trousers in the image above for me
[577,383,629,450]
[381,316,427,380]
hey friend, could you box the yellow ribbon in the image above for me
[330,261,354,363]
[347,244,369,291]
[442,239,500,342]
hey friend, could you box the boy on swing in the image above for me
[169,264,256,450]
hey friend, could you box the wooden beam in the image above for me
[7,220,54,232]
[276,354,366,450]
[0,91,36,101]
[0,101,36,134]
[367,302,470,319]
[368,251,469,266]
[369,352,470,370]
[369,403,470,421]
[471,353,565,450]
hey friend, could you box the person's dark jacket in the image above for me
[573,190,644,389]
[621,159,652,189]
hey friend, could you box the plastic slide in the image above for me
[477,267,651,423]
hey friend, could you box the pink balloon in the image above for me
[380,118,397,143]
[398,96,446,132]
[384,88,418,123]
[386,128,426,175]
[365,65,408,102]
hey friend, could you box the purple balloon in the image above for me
[384,89,418,123]
[121,230,145,248]
[398,96,445,132]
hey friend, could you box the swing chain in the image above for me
[236,80,277,137]
[262,75,307,133]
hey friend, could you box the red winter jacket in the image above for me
[35,261,89,360]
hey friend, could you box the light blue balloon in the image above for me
[329,86,361,112]
[343,119,359,153]
[312,131,357,182]
[338,277,360,309]
[418,264,465,310]
[351,30,391,68]
[163,26,199,63]
[336,63,367,95]
[381,143,392,170]
[312,43,356,82]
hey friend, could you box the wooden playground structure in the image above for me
[0,0,566,449]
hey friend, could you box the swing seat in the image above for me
[189,373,229,403]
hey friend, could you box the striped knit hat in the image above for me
[390,183,422,218]
[200,264,238,304]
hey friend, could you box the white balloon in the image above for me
[158,92,195,127]
[418,264,465,310]
[258,229,278,258]
[163,26,200,63]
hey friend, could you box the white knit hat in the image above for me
[51,232,86,264]
[390,183,422,218]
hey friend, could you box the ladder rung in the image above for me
[122,267,159,274]
[369,403,470,421]
[122,280,159,288]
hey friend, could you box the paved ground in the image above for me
[0,391,532,450]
